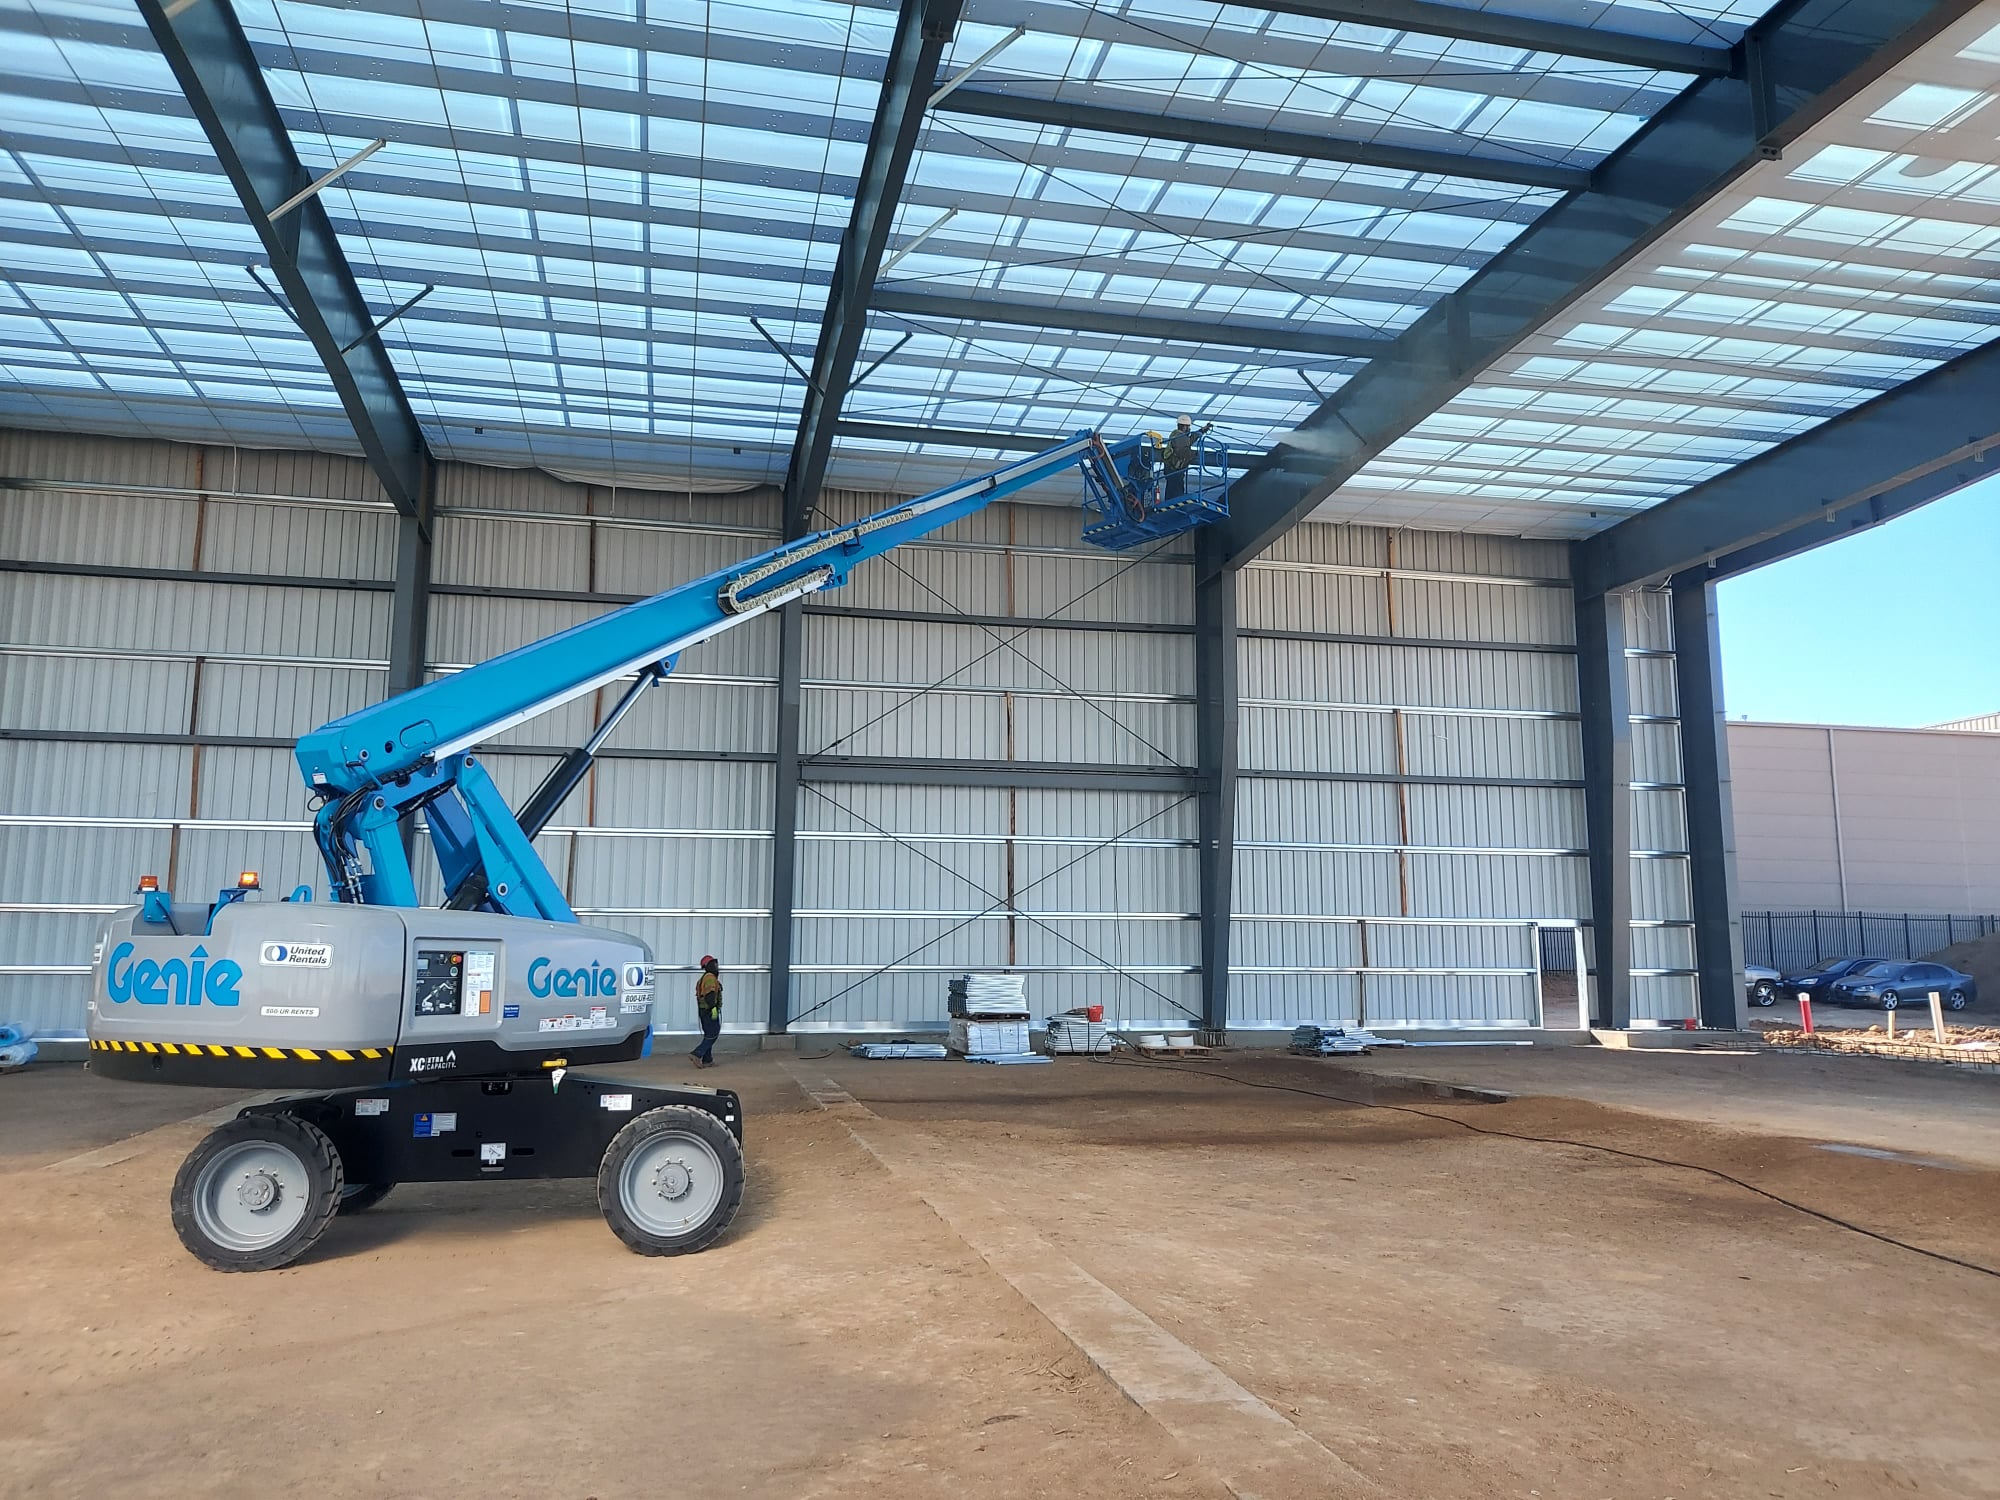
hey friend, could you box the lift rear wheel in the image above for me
[171,1114,344,1272]
[597,1105,743,1256]
[337,1181,396,1215]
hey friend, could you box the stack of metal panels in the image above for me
[848,1040,949,1060]
[948,974,1030,1018]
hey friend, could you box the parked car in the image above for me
[1824,960,1978,1011]
[1745,965,1784,1006]
[1779,957,1877,1004]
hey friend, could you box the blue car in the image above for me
[1824,960,1978,1011]
[1779,957,1877,1004]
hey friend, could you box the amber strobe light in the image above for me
[136,875,160,892]
[237,871,260,889]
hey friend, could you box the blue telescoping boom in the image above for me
[295,430,1230,922]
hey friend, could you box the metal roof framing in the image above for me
[133,0,431,525]
[1211,0,1982,575]
[1574,335,2000,595]
[873,287,1387,359]
[1251,0,1737,75]
[935,89,1595,193]
[781,0,966,534]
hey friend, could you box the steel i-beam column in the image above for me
[1194,531,1239,1033]
[1575,587,1632,1029]
[1672,573,1747,1029]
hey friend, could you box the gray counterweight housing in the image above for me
[87,898,655,1088]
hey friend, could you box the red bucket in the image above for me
[1086,1004,1104,1023]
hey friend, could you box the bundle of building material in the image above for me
[1044,1015,1113,1054]
[948,1017,1031,1057]
[948,973,1030,1018]
[847,1040,949,1060]
[965,1053,1051,1065]
[1289,1025,1410,1056]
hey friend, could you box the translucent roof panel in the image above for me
[824,0,1726,483]
[0,0,354,451]
[1328,5,2000,537]
[232,0,897,484]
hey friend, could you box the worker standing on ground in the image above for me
[691,956,723,1068]
[1162,413,1210,500]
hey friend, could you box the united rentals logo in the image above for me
[261,942,334,967]
[104,943,242,1007]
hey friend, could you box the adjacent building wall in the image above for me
[1728,721,2000,913]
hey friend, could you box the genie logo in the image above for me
[527,957,620,1000]
[105,942,242,1007]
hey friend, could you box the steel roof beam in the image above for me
[836,420,1063,451]
[873,287,1387,359]
[938,89,1592,192]
[1577,334,2000,594]
[1249,0,1734,74]
[135,0,430,523]
[782,0,965,532]
[1215,0,1980,574]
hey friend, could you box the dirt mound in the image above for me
[1923,929,2000,1003]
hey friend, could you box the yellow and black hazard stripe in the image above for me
[90,1038,392,1062]
[88,1037,396,1087]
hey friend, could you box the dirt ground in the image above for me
[4,1047,1999,1499]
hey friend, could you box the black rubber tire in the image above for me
[1881,991,1900,1011]
[1947,990,1969,1012]
[337,1181,396,1215]
[1752,980,1777,1007]
[170,1113,344,1273]
[597,1105,744,1257]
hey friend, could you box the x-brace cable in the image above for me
[788,784,1202,1025]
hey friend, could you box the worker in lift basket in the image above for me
[690,956,723,1068]
[1161,413,1211,501]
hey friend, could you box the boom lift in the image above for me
[86,430,1229,1271]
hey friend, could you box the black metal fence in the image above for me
[1742,911,2000,972]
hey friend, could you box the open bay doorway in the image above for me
[1535,923,1588,1030]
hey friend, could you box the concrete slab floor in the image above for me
[1,1047,1995,1499]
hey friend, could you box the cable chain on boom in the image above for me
[717,508,917,614]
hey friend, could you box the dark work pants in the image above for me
[694,1011,721,1061]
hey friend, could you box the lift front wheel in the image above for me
[171,1114,344,1272]
[597,1105,744,1256]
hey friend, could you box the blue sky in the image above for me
[1715,477,2000,727]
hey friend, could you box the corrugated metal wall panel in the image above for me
[589,758,772,831]
[0,428,201,487]
[1239,639,1576,713]
[1238,708,1398,775]
[596,523,773,596]
[433,513,591,591]
[1365,972,1536,1026]
[1402,714,1582,781]
[0,910,106,968]
[0,652,196,735]
[1626,656,1679,719]
[1227,971,1363,1026]
[805,617,1190,697]
[224,446,385,505]
[1633,856,1693,921]
[195,662,385,741]
[201,500,398,580]
[1623,588,1674,651]
[0,824,172,903]
[0,740,190,817]
[4,574,391,659]
[1631,721,1684,785]
[1253,522,1388,567]
[1394,530,1570,579]
[0,489,195,567]
[1406,783,1584,849]
[1237,776,1401,845]
[1632,787,1688,854]
[1392,578,1573,646]
[1631,974,1697,1020]
[0,977,92,1038]
[1234,847,1401,915]
[1632,924,1695,971]
[1406,852,1586,919]
[1238,568,1388,634]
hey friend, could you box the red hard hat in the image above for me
[700,955,717,967]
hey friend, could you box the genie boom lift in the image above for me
[86,431,1228,1270]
